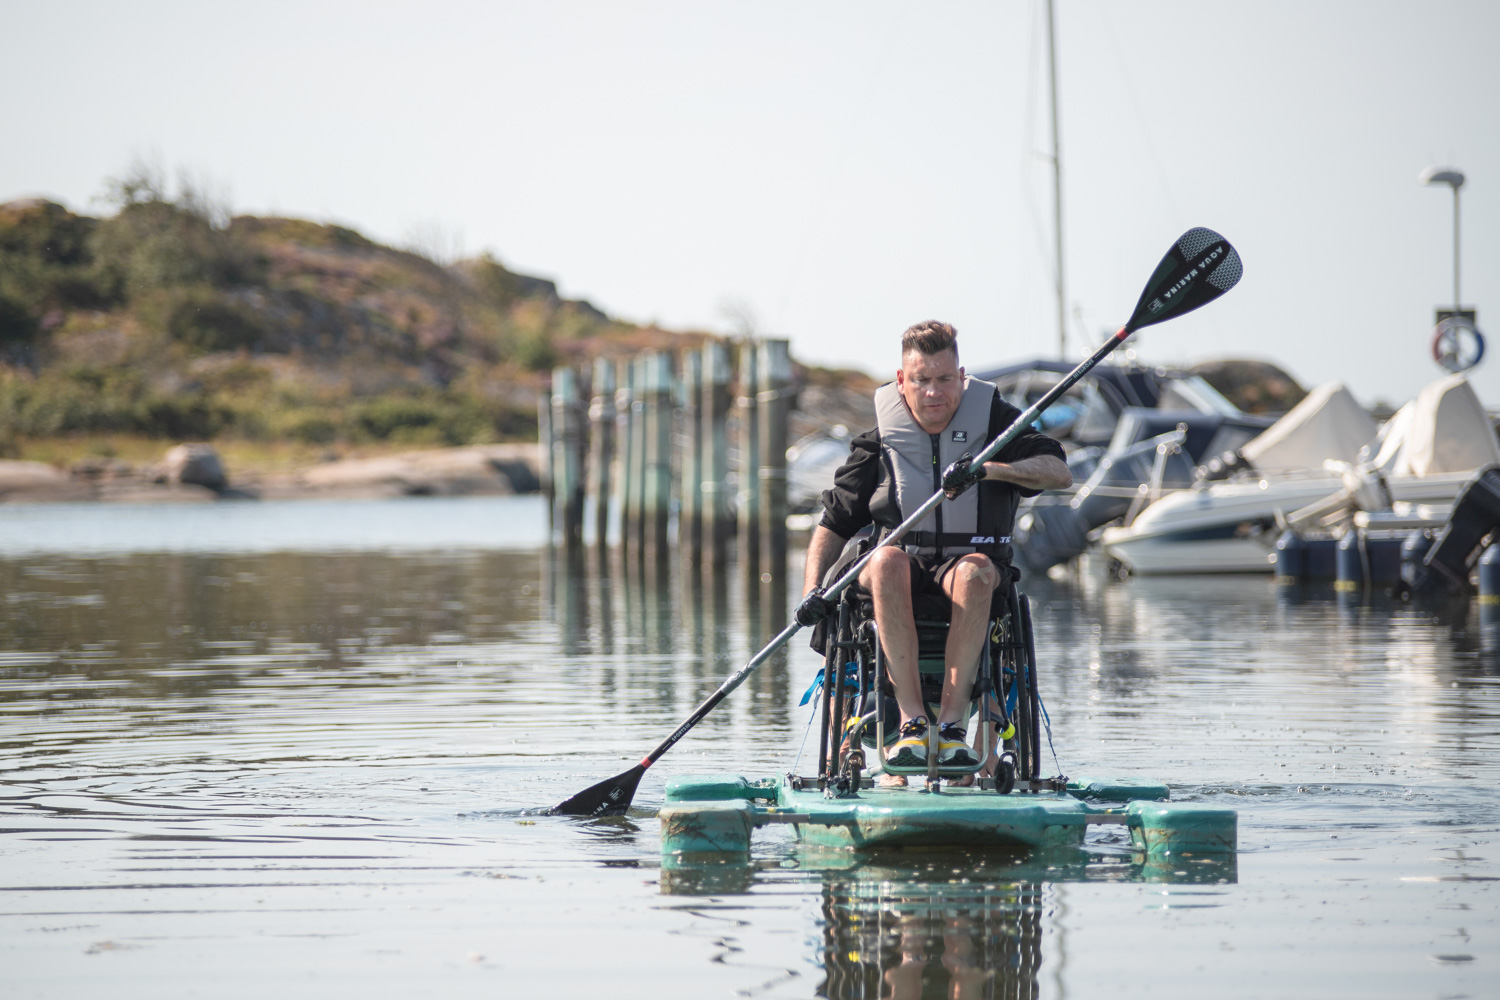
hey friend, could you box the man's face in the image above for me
[895,348,964,434]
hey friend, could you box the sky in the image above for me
[3,0,1497,406]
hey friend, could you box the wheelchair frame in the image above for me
[814,578,1047,795]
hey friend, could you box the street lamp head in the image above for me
[1420,166,1465,189]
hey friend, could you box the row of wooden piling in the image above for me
[539,339,794,578]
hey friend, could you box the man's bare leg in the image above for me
[861,547,926,787]
[860,546,926,723]
[936,554,1000,728]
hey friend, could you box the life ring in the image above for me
[1431,316,1485,373]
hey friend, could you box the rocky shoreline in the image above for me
[0,443,542,503]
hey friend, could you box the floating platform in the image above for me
[659,774,1235,859]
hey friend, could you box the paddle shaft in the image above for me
[630,324,1134,774]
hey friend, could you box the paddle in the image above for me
[551,227,1242,817]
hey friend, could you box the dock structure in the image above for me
[538,337,794,574]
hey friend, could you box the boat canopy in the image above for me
[1372,374,1500,477]
[1239,382,1376,475]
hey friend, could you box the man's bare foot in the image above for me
[877,772,908,787]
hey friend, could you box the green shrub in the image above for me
[0,199,95,265]
[165,290,267,352]
[132,393,232,438]
[515,328,557,371]
[0,293,37,343]
[277,409,340,445]
[0,201,110,318]
[353,396,445,442]
[90,201,261,302]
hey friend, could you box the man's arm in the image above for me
[803,525,848,597]
[981,455,1072,492]
[796,427,878,627]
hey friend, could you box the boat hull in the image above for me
[1102,472,1480,575]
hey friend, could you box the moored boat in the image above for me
[1102,375,1500,575]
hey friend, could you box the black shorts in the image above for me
[905,552,972,599]
[888,550,1013,621]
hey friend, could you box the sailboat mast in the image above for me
[1046,0,1066,359]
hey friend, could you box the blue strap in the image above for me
[798,668,826,706]
[799,662,861,706]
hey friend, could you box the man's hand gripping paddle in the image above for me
[550,227,1243,817]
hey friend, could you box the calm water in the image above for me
[1,496,1497,998]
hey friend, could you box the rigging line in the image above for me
[791,675,820,774]
[1020,0,1054,289]
[771,2,907,336]
[1092,0,1181,225]
[1093,0,1230,358]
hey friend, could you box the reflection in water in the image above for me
[821,877,1041,1000]
[660,849,1237,999]
[2,501,1499,998]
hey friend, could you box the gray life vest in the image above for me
[871,375,1009,560]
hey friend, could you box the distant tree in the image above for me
[89,157,258,301]
[717,298,759,338]
[402,219,465,267]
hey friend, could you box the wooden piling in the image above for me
[679,348,704,560]
[757,339,792,577]
[550,365,587,548]
[642,351,674,557]
[588,357,616,547]
[614,359,635,549]
[737,341,760,576]
[627,359,649,552]
[703,341,734,564]
[538,387,554,530]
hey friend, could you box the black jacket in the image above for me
[819,388,1065,567]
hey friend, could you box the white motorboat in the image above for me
[1101,375,1500,575]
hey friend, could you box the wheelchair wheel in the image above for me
[994,750,1017,794]
[1017,594,1043,783]
[820,598,868,791]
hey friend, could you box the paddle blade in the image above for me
[1124,227,1243,334]
[550,763,645,817]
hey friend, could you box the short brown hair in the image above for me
[901,320,958,359]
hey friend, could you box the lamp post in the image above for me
[1419,165,1465,311]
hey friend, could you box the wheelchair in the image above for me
[807,542,1049,796]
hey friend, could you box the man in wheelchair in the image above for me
[795,321,1071,782]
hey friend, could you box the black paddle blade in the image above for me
[549,763,644,817]
[1124,227,1243,334]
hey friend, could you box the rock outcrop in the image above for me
[158,443,228,491]
[0,460,80,500]
[288,444,540,498]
